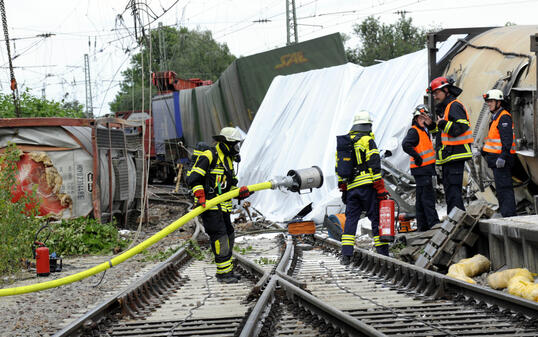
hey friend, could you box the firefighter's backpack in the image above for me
[336,134,359,179]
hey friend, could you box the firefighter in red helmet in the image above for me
[480,89,516,217]
[402,104,440,231]
[427,76,473,214]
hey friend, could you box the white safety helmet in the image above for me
[352,110,373,125]
[213,127,244,142]
[351,110,373,132]
[413,104,429,118]
[483,89,504,101]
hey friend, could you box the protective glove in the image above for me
[472,148,481,158]
[237,186,254,200]
[372,179,389,200]
[496,157,506,169]
[413,156,423,167]
[338,182,347,192]
[194,189,206,208]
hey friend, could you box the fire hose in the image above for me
[0,167,323,297]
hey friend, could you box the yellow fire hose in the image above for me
[0,181,272,297]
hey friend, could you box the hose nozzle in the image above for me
[270,166,324,193]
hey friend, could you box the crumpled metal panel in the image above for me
[444,25,537,128]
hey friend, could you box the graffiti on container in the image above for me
[87,172,93,193]
[76,164,85,200]
[275,51,309,70]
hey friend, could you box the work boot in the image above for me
[376,245,389,256]
[230,270,242,280]
[216,271,239,284]
[340,255,351,266]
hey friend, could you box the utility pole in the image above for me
[0,0,20,116]
[285,0,298,45]
[158,22,167,70]
[84,53,93,118]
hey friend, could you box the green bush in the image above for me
[0,144,42,275]
[46,217,128,256]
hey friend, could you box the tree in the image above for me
[0,90,85,118]
[346,14,432,66]
[110,26,236,113]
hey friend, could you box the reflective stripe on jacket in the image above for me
[347,133,380,189]
[410,125,435,169]
[186,143,237,211]
[440,99,474,146]
[436,99,473,165]
[483,109,516,154]
[336,132,380,189]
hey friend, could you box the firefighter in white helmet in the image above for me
[402,104,440,231]
[336,110,389,265]
[480,89,516,217]
[186,127,252,283]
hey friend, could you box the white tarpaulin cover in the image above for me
[238,37,460,222]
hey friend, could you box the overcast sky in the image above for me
[1,0,538,116]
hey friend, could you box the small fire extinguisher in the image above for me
[34,241,50,276]
[379,199,395,242]
[33,223,51,276]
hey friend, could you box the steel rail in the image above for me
[312,233,538,322]
[232,250,270,295]
[54,220,203,337]
[240,234,389,337]
[238,235,294,337]
[277,276,385,337]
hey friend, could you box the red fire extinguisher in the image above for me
[379,199,395,242]
[34,241,50,276]
[33,223,51,276]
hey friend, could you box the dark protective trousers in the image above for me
[414,175,440,231]
[200,209,235,274]
[492,166,516,217]
[342,186,389,257]
[441,161,465,214]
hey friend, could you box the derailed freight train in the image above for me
[145,33,348,182]
[427,25,538,211]
[0,118,144,222]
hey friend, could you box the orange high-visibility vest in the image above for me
[441,99,474,145]
[410,125,435,168]
[482,109,516,154]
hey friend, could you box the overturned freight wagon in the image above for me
[427,25,538,208]
[151,33,348,157]
[0,117,145,222]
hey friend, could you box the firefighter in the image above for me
[186,127,252,283]
[402,104,440,231]
[481,89,517,217]
[427,77,473,214]
[336,110,389,265]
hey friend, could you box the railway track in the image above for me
[54,227,538,337]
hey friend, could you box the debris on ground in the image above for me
[446,254,491,284]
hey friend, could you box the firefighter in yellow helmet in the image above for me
[402,104,440,231]
[480,89,516,217]
[186,127,252,283]
[336,110,389,265]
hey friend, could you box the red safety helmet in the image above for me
[426,76,453,93]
